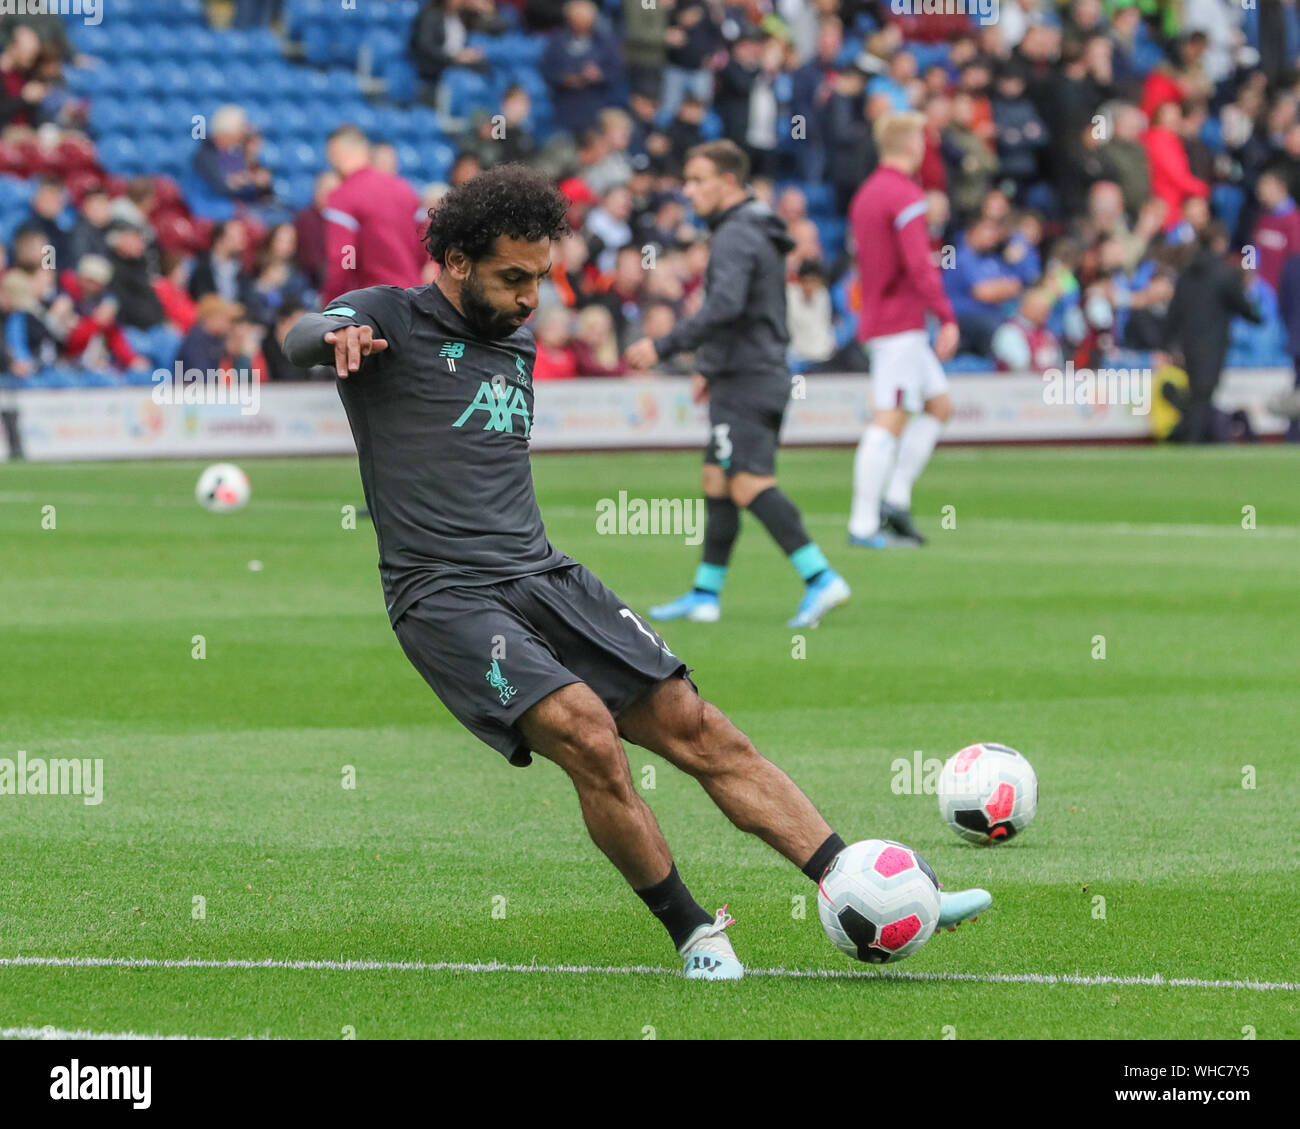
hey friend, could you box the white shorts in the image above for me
[866,329,949,414]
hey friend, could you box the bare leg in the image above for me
[517,681,673,888]
[616,677,833,867]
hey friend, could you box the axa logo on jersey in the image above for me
[453,381,531,436]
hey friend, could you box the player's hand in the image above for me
[690,373,708,404]
[625,338,659,370]
[934,322,960,362]
[324,325,389,378]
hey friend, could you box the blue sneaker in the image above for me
[680,906,743,980]
[937,888,993,931]
[648,591,721,622]
[786,570,851,629]
[848,530,919,549]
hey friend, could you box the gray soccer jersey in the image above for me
[285,284,572,624]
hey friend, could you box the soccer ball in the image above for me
[817,839,941,964]
[195,463,251,513]
[938,742,1038,844]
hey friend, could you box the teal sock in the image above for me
[790,543,830,584]
[692,562,728,595]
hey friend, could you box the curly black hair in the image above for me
[423,164,570,266]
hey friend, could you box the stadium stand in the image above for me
[0,0,1297,411]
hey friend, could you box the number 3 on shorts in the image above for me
[620,608,675,658]
[712,421,733,460]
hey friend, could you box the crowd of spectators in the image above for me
[4,0,1300,394]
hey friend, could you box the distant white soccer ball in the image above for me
[817,839,940,963]
[195,463,250,513]
[938,742,1038,845]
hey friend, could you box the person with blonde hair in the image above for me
[572,304,626,375]
[846,110,959,548]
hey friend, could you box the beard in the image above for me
[460,268,528,340]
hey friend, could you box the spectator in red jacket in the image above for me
[532,307,578,379]
[321,124,424,302]
[63,256,147,371]
[1249,169,1300,292]
[153,250,198,334]
[0,25,43,129]
[293,170,339,293]
[571,304,626,375]
[1142,101,1208,232]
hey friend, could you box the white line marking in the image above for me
[2,490,1296,540]
[1,1024,224,1040]
[2,956,1294,991]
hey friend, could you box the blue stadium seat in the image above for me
[947,354,996,374]
[97,136,142,174]
[272,102,316,138]
[154,62,195,97]
[224,61,263,95]
[107,24,150,57]
[263,63,304,98]
[439,68,494,121]
[30,368,80,390]
[361,29,403,71]
[405,106,443,140]
[380,58,419,104]
[190,65,230,99]
[125,100,170,135]
[801,183,836,217]
[65,66,113,95]
[118,60,157,93]
[149,27,187,58]
[419,140,456,183]
[186,29,227,60]
[324,68,360,98]
[286,0,331,39]
[89,99,133,133]
[80,370,125,389]
[301,25,333,67]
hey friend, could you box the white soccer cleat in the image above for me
[936,888,993,931]
[679,905,744,980]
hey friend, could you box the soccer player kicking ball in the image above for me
[285,166,989,980]
[847,113,960,548]
[625,141,850,629]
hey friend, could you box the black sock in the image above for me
[634,864,713,950]
[691,496,740,596]
[747,486,813,556]
[703,496,740,565]
[801,832,847,883]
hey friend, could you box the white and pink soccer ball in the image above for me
[938,742,1038,845]
[195,463,251,513]
[817,839,941,964]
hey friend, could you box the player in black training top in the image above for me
[625,140,850,629]
[284,166,991,979]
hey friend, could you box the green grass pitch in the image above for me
[1,445,1297,1039]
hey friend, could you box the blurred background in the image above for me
[1,0,1299,458]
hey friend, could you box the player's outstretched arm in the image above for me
[284,313,388,378]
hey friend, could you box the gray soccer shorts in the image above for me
[393,563,689,766]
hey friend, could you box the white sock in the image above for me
[884,413,943,511]
[849,425,898,538]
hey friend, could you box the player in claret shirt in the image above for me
[847,112,961,548]
[285,166,991,980]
